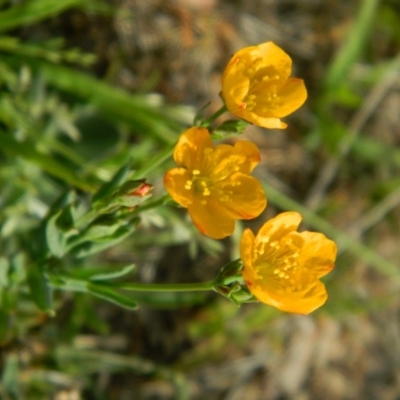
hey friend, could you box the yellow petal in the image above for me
[173,127,213,172]
[240,228,255,271]
[221,69,250,114]
[233,141,261,172]
[223,42,292,83]
[216,174,266,220]
[249,277,328,314]
[164,168,193,207]
[242,114,287,129]
[211,140,260,177]
[211,144,249,179]
[254,42,292,82]
[298,231,337,278]
[188,198,235,239]
[256,212,302,245]
[274,78,307,118]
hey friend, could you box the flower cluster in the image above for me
[163,42,336,313]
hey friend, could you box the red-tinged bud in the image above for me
[129,182,152,197]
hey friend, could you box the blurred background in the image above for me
[1,0,400,399]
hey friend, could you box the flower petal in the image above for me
[240,228,255,271]
[211,140,261,178]
[298,231,337,278]
[255,42,292,82]
[243,114,287,129]
[221,66,250,114]
[211,145,249,179]
[274,78,307,118]
[216,173,266,220]
[233,141,261,172]
[256,212,302,245]
[173,127,213,171]
[188,198,235,239]
[248,277,328,314]
[164,168,193,207]
[224,42,292,83]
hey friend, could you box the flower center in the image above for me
[253,237,303,293]
[242,63,282,112]
[183,166,241,206]
[184,170,214,205]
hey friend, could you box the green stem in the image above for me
[74,208,99,229]
[106,280,215,292]
[132,143,175,179]
[130,194,170,216]
[200,105,228,127]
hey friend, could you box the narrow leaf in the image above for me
[324,0,379,91]
[92,159,131,203]
[69,222,138,258]
[89,265,135,282]
[0,310,11,345]
[46,211,65,258]
[0,130,96,192]
[0,0,82,32]
[0,257,9,287]
[27,264,54,315]
[87,283,138,310]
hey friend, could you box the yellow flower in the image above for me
[240,212,336,314]
[221,42,307,129]
[164,127,267,239]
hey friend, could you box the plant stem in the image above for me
[106,280,215,292]
[130,194,170,216]
[200,105,228,127]
[132,143,175,179]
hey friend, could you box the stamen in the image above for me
[184,180,192,190]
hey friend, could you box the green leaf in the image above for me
[46,210,65,258]
[317,115,349,152]
[0,130,96,192]
[27,264,54,315]
[0,36,96,66]
[9,253,26,285]
[82,222,122,242]
[0,309,11,345]
[0,0,82,32]
[48,274,88,292]
[25,61,182,144]
[1,354,19,397]
[0,257,9,287]
[86,283,138,310]
[107,180,153,209]
[212,119,249,139]
[324,0,379,92]
[351,136,400,167]
[89,265,135,282]
[68,222,139,258]
[92,159,131,203]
